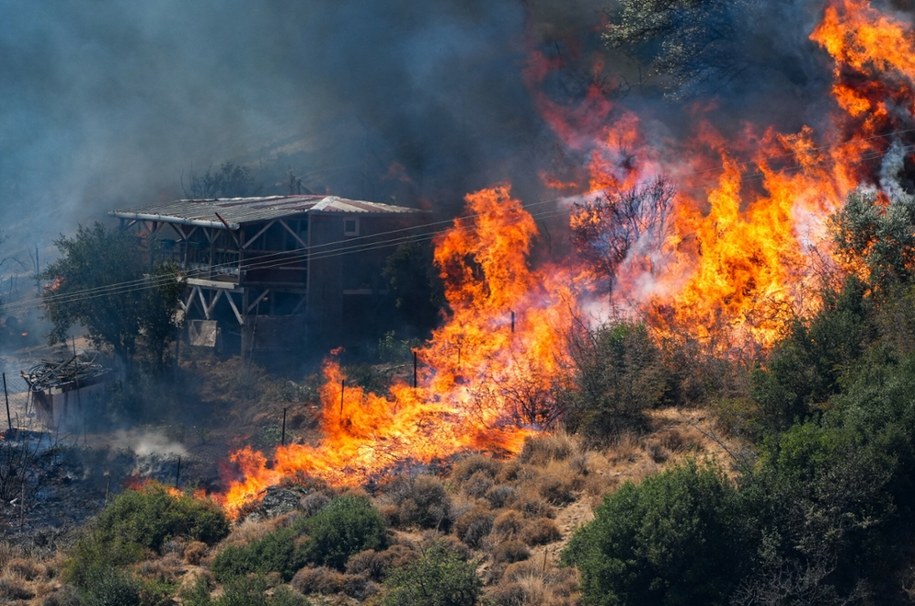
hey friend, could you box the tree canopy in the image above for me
[42,222,183,369]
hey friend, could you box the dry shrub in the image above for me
[463,470,495,499]
[342,572,378,601]
[0,576,34,601]
[346,544,418,581]
[6,557,46,581]
[518,432,575,466]
[415,531,472,561]
[520,518,562,546]
[492,539,530,565]
[502,560,579,606]
[485,484,518,509]
[644,438,670,463]
[512,491,555,519]
[452,454,501,484]
[496,460,524,483]
[454,508,495,549]
[607,432,643,464]
[134,553,184,584]
[537,467,581,506]
[219,515,284,549]
[184,540,209,565]
[299,491,332,517]
[177,569,214,596]
[493,559,579,606]
[384,474,452,530]
[40,585,81,606]
[491,510,525,541]
[291,565,347,595]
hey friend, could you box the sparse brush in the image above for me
[383,474,452,531]
[346,545,418,581]
[491,539,530,565]
[518,432,576,466]
[520,518,562,546]
[511,491,556,519]
[462,470,495,499]
[297,492,331,518]
[0,576,35,601]
[496,460,523,483]
[291,566,346,595]
[454,507,495,549]
[40,585,82,606]
[184,541,209,565]
[485,484,517,509]
[491,509,525,541]
[451,454,501,484]
[6,556,47,581]
[134,553,184,584]
[489,560,580,606]
[537,467,581,506]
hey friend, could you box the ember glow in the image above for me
[217,0,914,512]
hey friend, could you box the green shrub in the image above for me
[380,540,481,606]
[212,525,305,583]
[302,494,387,570]
[563,460,748,606]
[94,484,229,553]
[562,322,667,443]
[183,575,310,606]
[79,568,142,606]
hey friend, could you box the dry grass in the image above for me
[291,566,347,595]
[487,558,580,606]
[518,431,576,466]
[452,453,502,484]
[0,541,61,605]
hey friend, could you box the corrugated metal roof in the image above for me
[110,195,420,229]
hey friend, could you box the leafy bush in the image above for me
[302,494,387,570]
[94,484,229,553]
[563,460,748,606]
[212,525,305,583]
[183,574,310,606]
[380,540,481,606]
[563,322,667,442]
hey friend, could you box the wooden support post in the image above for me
[175,457,181,488]
[3,372,11,432]
[340,380,345,418]
[511,310,515,333]
[281,407,287,446]
[412,351,418,389]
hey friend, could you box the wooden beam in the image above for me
[242,220,276,250]
[226,292,245,325]
[278,218,308,249]
[246,289,270,313]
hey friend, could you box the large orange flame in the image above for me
[219,187,577,517]
[555,0,915,352]
[213,0,914,514]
